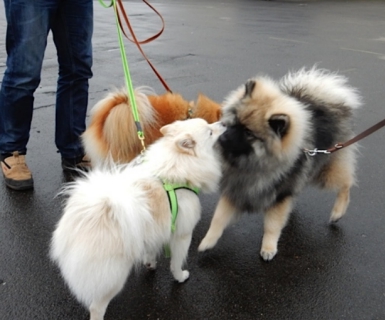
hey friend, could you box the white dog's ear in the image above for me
[176,134,196,155]
[160,122,181,136]
[160,124,171,136]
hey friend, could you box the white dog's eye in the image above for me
[209,129,213,136]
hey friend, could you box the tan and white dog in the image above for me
[82,87,222,167]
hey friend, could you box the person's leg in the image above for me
[0,0,56,189]
[51,0,93,167]
[0,0,53,155]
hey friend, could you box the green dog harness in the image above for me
[163,182,200,257]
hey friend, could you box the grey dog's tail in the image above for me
[279,66,362,110]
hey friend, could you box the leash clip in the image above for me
[139,136,146,154]
[304,148,330,156]
[136,130,146,155]
[134,153,145,165]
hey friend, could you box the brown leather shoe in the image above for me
[61,154,92,172]
[1,152,34,190]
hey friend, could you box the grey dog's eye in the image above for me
[245,129,263,142]
[245,129,255,138]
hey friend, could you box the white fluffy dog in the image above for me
[50,118,225,320]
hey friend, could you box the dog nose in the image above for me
[211,121,226,135]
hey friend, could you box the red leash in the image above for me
[116,0,172,93]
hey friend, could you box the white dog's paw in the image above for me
[144,256,157,270]
[174,270,190,283]
[260,246,278,261]
[198,236,218,252]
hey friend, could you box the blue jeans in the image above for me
[0,0,93,159]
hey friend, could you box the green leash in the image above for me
[98,0,146,150]
[163,182,200,258]
[98,1,201,258]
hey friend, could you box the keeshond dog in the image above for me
[198,67,361,261]
[50,118,225,320]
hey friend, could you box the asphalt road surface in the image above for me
[1,1,385,319]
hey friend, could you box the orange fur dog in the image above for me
[82,87,221,166]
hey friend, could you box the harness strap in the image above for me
[163,183,199,232]
[163,182,199,258]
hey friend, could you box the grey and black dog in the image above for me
[199,66,362,261]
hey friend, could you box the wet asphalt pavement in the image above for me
[1,0,385,319]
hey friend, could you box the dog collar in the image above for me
[163,182,200,232]
[187,107,194,119]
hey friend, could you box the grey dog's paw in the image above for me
[329,210,344,223]
[260,248,277,261]
[198,236,217,252]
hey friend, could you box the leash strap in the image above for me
[305,118,385,156]
[116,0,173,93]
[98,0,146,151]
[116,0,165,45]
[163,182,200,258]
[327,118,385,153]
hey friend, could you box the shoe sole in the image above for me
[4,177,34,191]
[62,164,91,173]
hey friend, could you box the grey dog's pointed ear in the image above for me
[244,80,256,98]
[268,114,290,137]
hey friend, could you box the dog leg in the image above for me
[316,150,355,223]
[330,185,350,222]
[198,196,237,252]
[143,250,157,270]
[260,197,293,261]
[169,234,193,283]
[327,159,354,223]
[89,290,119,320]
[87,259,132,320]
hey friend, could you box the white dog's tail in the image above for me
[50,169,153,309]
[279,66,362,110]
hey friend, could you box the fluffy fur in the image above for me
[82,87,222,167]
[50,118,225,320]
[198,66,362,261]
